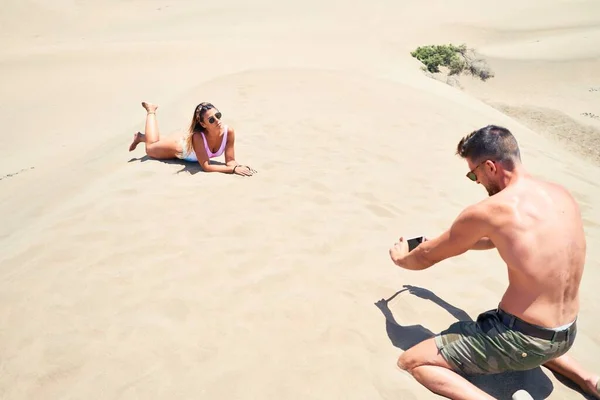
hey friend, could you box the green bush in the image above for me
[410,44,466,74]
[410,43,494,81]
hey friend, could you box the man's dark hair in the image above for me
[456,125,521,169]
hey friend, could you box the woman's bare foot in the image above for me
[141,101,158,114]
[129,131,145,151]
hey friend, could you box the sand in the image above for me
[1,0,599,399]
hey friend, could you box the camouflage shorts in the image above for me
[434,308,577,375]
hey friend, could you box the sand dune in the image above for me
[1,1,599,399]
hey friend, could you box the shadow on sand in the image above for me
[375,285,558,400]
[128,155,227,175]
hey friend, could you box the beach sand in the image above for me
[1,0,599,399]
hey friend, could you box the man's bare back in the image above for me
[389,125,598,400]
[481,174,586,328]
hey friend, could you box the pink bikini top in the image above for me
[200,126,228,158]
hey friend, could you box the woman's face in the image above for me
[202,108,222,130]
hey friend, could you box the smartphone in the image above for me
[407,236,425,252]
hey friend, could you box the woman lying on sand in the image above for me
[129,101,257,176]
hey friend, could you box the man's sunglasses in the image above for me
[208,112,222,124]
[466,160,494,181]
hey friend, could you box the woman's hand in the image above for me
[232,165,257,176]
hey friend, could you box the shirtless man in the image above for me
[388,125,599,400]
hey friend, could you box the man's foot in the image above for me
[512,390,534,400]
[129,131,144,151]
[141,101,158,114]
[585,376,600,399]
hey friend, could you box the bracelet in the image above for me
[232,165,239,174]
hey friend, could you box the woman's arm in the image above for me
[224,127,237,167]
[221,127,256,176]
[192,133,236,174]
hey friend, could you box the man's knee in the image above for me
[397,353,412,372]
[396,338,453,374]
[396,347,425,373]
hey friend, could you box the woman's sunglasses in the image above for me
[208,112,222,124]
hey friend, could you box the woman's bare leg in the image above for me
[543,355,599,398]
[128,102,180,159]
[142,101,159,143]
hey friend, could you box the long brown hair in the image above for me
[184,102,216,155]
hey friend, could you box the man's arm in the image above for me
[392,204,490,270]
[471,237,495,250]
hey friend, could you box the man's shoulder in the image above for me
[525,176,577,205]
[545,180,575,198]
[523,174,570,192]
[457,199,498,223]
[458,196,511,230]
[469,194,507,213]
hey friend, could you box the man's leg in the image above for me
[397,338,495,400]
[543,355,600,399]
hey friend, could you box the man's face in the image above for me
[466,159,501,196]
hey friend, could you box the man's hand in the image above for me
[389,237,430,267]
[403,284,436,300]
[389,237,409,266]
[389,236,435,270]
